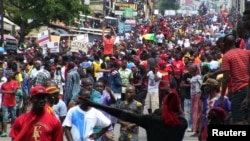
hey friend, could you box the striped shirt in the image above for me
[221,48,250,92]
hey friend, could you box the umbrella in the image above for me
[142,33,156,42]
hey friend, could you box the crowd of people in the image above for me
[0,5,249,141]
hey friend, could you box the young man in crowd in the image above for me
[1,70,19,137]
[10,85,63,141]
[63,89,111,141]
[46,85,67,123]
[117,85,142,141]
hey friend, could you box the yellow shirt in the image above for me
[92,61,101,78]
[15,73,23,83]
[28,65,34,75]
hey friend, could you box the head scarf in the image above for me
[162,93,181,127]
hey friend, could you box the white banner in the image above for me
[71,34,89,53]
[37,30,50,47]
[47,42,60,53]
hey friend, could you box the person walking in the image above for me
[10,85,63,141]
[1,70,19,137]
[221,34,250,124]
[64,61,81,106]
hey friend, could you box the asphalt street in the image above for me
[1,124,198,141]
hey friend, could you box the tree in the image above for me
[4,0,90,43]
[159,0,180,14]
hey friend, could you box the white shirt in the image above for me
[29,68,43,79]
[177,39,183,46]
[136,36,143,44]
[61,66,66,81]
[62,106,111,141]
[52,99,67,121]
[147,71,162,93]
[156,34,164,43]
[209,60,220,70]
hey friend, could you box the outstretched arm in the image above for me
[80,98,149,129]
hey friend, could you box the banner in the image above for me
[70,34,89,53]
[114,3,137,11]
[118,22,125,34]
[50,35,60,43]
[37,30,50,47]
[47,42,60,53]
[114,2,138,16]
[118,22,132,33]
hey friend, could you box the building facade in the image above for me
[231,0,245,14]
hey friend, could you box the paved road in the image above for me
[1,124,198,141]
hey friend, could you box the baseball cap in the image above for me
[160,53,169,59]
[46,86,60,95]
[30,85,48,97]
[105,56,110,61]
[158,60,167,66]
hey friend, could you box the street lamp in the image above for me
[0,0,4,46]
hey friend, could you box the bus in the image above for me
[2,34,18,53]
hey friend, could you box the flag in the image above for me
[143,33,156,42]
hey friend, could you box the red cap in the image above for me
[30,85,48,97]
[50,65,56,71]
[158,60,167,66]
[160,53,168,59]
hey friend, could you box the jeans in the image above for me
[184,99,192,129]
[2,106,16,122]
[230,86,250,123]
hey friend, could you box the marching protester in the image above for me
[63,89,111,141]
[1,70,19,137]
[9,85,63,141]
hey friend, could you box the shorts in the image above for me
[230,86,250,123]
[102,130,115,141]
[145,92,159,113]
[2,106,16,122]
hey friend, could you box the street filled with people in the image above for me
[1,4,250,141]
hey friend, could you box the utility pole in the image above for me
[0,0,4,46]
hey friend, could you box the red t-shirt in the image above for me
[172,60,184,79]
[10,111,63,141]
[239,39,245,49]
[103,37,115,55]
[222,49,250,92]
[2,80,19,107]
[158,66,172,88]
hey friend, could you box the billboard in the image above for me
[114,2,138,16]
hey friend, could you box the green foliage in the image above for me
[4,0,90,42]
[159,0,180,14]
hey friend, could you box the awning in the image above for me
[3,17,20,31]
[0,34,17,41]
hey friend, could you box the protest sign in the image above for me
[71,34,89,53]
[37,30,50,47]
